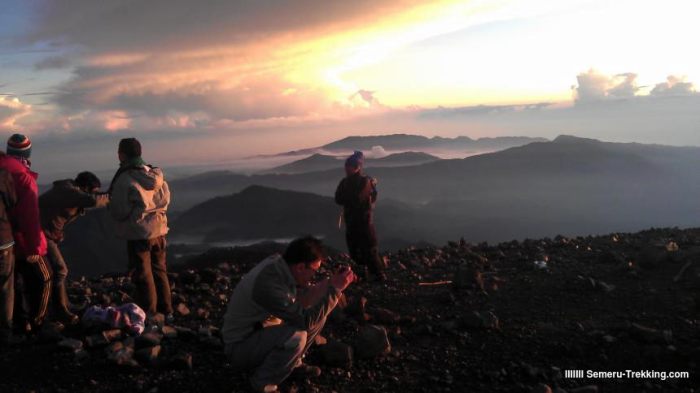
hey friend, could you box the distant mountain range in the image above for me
[262,151,440,174]
[169,135,700,239]
[257,133,547,157]
[61,134,700,277]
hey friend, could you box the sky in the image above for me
[0,0,698,179]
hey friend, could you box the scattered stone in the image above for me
[102,329,123,342]
[38,322,65,343]
[174,326,197,340]
[196,308,210,320]
[371,307,401,325]
[531,384,552,393]
[462,311,500,330]
[136,332,162,348]
[318,340,353,368]
[85,334,109,348]
[161,325,178,339]
[171,352,193,370]
[354,325,391,359]
[135,345,161,366]
[57,338,83,352]
[175,303,190,317]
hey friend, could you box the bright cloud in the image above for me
[0,96,31,130]
[650,75,696,97]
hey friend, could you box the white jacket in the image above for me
[109,165,170,240]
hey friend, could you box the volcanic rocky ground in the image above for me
[2,228,700,392]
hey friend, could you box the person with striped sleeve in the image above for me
[0,134,51,334]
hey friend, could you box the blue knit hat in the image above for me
[345,150,364,169]
[7,133,32,159]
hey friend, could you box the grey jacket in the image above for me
[222,254,341,345]
[109,166,170,240]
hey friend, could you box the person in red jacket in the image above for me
[0,134,51,333]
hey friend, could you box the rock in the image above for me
[318,340,353,368]
[462,311,500,330]
[174,326,197,340]
[85,334,109,348]
[666,241,679,252]
[171,352,193,370]
[630,323,672,344]
[596,280,615,293]
[354,325,391,359]
[346,296,371,322]
[161,325,178,339]
[196,308,210,320]
[452,264,484,291]
[147,313,165,328]
[57,338,83,352]
[135,345,161,366]
[371,307,401,325]
[531,384,552,393]
[136,332,162,348]
[38,322,65,343]
[102,329,123,342]
[108,346,137,367]
[175,303,190,317]
[105,341,124,355]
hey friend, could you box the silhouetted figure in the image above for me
[40,171,109,324]
[222,236,355,393]
[334,151,386,281]
[0,164,17,345]
[0,134,51,334]
[108,138,172,320]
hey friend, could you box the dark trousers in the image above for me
[0,246,14,332]
[15,255,52,328]
[127,236,172,315]
[46,238,71,315]
[345,220,384,275]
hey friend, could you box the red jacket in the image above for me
[0,153,47,258]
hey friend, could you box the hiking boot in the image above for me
[291,362,322,379]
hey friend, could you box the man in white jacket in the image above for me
[108,138,172,319]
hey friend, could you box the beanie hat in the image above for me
[7,133,32,159]
[118,138,142,158]
[345,150,364,169]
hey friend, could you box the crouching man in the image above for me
[222,236,355,393]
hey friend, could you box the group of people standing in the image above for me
[0,131,384,393]
[0,134,172,344]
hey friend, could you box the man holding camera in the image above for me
[222,236,355,393]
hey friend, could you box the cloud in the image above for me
[34,55,70,70]
[27,1,423,53]
[573,69,640,103]
[350,89,381,107]
[650,75,696,96]
[21,1,434,129]
[369,145,388,158]
[0,96,31,130]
